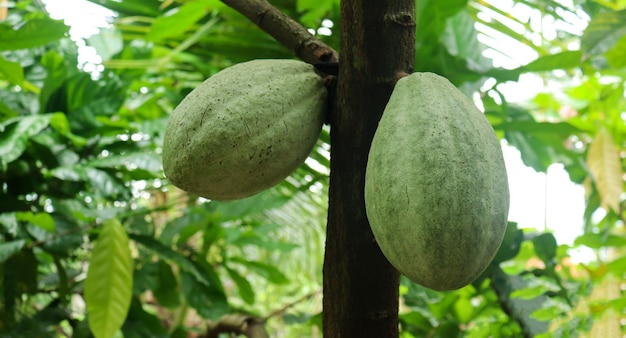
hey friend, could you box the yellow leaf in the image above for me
[586,129,623,212]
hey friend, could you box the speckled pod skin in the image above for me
[163,59,327,200]
[364,72,509,291]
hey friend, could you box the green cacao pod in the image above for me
[364,72,510,291]
[162,59,327,200]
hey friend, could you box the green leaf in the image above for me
[581,9,626,55]
[0,239,26,263]
[586,129,623,212]
[606,256,626,274]
[39,50,70,112]
[574,233,626,249]
[130,234,215,288]
[122,297,169,338]
[230,257,289,284]
[211,190,290,220]
[491,266,550,336]
[86,0,163,17]
[493,222,524,263]
[152,261,181,308]
[0,212,19,236]
[0,56,24,84]
[605,34,626,68]
[87,152,162,173]
[452,297,474,324]
[0,18,68,51]
[47,166,129,199]
[0,114,52,168]
[522,50,584,72]
[224,267,255,305]
[442,10,491,72]
[180,271,229,320]
[297,0,335,27]
[87,28,124,61]
[85,219,133,338]
[532,233,558,264]
[49,112,88,147]
[16,211,55,232]
[146,1,211,42]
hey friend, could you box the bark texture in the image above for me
[323,1,415,337]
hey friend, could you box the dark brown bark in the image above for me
[323,1,415,337]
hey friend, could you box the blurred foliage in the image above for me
[0,0,624,337]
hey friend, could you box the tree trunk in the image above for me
[323,1,415,336]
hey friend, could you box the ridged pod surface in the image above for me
[162,59,327,200]
[364,72,509,291]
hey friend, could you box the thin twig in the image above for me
[263,289,321,321]
[220,0,338,65]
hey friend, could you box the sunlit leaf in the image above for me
[146,1,210,42]
[86,0,163,17]
[16,211,55,232]
[85,219,133,338]
[87,28,124,61]
[605,34,626,68]
[522,50,584,72]
[586,128,623,212]
[574,233,626,249]
[581,9,626,55]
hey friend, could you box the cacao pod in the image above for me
[162,59,327,200]
[364,72,510,291]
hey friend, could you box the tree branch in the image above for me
[203,314,269,338]
[220,0,338,65]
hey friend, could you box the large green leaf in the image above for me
[85,219,133,338]
[0,18,68,51]
[0,115,52,169]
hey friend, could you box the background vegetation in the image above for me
[0,0,624,337]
